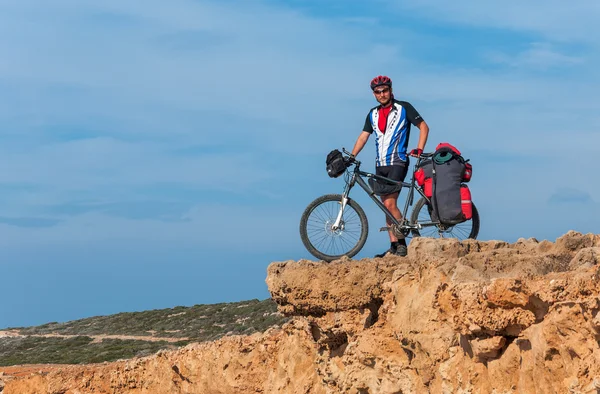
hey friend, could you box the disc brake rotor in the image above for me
[325,219,345,236]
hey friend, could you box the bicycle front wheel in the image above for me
[299,194,369,262]
[410,197,479,240]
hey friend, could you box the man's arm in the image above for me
[415,120,429,151]
[400,101,429,155]
[352,113,373,157]
[351,131,370,157]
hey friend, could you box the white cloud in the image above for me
[0,0,376,125]
[0,201,303,253]
[0,137,271,215]
[0,0,598,248]
[391,1,600,44]
[484,42,584,70]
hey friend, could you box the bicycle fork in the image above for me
[331,196,349,231]
[331,180,353,231]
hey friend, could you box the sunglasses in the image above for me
[373,88,390,95]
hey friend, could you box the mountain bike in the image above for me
[299,148,480,262]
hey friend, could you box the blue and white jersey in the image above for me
[363,100,423,167]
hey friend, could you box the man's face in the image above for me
[373,86,392,105]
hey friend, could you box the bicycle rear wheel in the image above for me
[410,197,479,240]
[299,194,369,262]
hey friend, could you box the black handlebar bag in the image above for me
[326,149,347,178]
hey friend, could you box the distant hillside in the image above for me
[0,298,288,366]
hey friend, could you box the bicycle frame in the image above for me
[332,158,437,233]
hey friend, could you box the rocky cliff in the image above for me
[3,231,600,393]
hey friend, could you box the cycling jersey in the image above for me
[363,99,424,166]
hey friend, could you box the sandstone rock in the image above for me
[5,232,600,394]
[556,230,597,251]
[470,336,506,360]
[266,259,397,315]
[569,247,600,270]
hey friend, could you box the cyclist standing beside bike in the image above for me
[350,75,430,257]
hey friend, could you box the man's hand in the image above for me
[409,148,423,158]
[345,153,356,167]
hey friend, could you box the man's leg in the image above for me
[374,163,409,258]
[374,191,407,257]
[381,192,402,243]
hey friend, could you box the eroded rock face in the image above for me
[5,231,600,394]
[2,321,325,394]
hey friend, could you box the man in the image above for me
[351,75,429,257]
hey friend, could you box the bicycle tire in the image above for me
[410,196,480,240]
[299,194,369,262]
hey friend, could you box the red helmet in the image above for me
[370,75,392,90]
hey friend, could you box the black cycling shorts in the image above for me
[369,163,409,196]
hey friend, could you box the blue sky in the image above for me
[1,0,599,328]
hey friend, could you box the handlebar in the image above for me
[340,147,434,167]
[341,148,359,167]
[342,148,353,156]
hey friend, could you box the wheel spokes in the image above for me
[415,203,474,240]
[305,201,364,257]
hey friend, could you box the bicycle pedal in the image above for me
[379,227,391,232]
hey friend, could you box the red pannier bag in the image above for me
[415,159,433,198]
[460,184,472,220]
[463,162,472,182]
